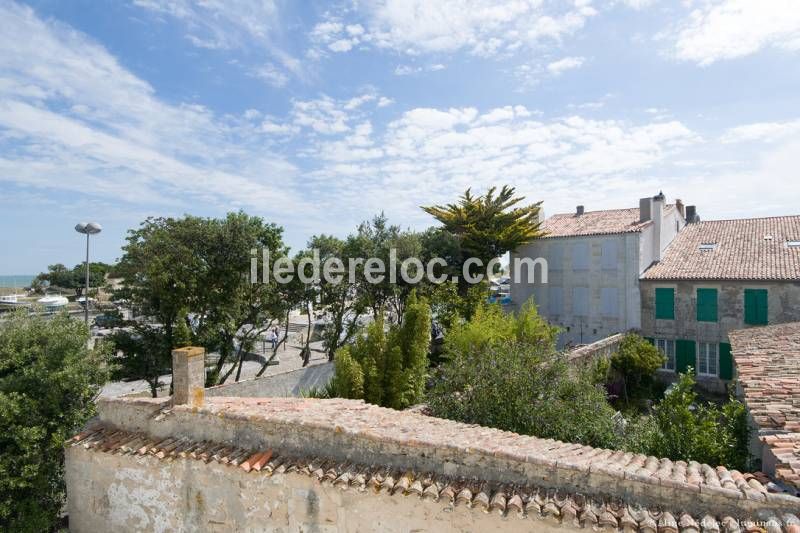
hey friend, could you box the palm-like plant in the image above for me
[421,185,545,270]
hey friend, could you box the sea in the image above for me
[0,275,36,289]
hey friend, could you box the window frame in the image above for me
[697,342,718,377]
[656,338,676,371]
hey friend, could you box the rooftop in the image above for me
[77,394,800,523]
[541,205,675,239]
[730,322,800,491]
[642,215,800,281]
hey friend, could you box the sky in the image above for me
[1,0,799,275]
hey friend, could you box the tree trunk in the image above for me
[302,303,312,367]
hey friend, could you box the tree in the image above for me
[331,291,432,409]
[609,333,665,403]
[34,262,110,298]
[421,185,544,293]
[0,311,108,531]
[110,323,172,398]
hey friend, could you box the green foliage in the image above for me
[421,185,544,293]
[0,311,109,532]
[427,342,619,449]
[624,371,751,470]
[330,347,364,400]
[610,334,665,402]
[427,302,617,448]
[110,323,171,398]
[331,291,432,409]
[34,262,111,296]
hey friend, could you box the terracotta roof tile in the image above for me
[642,216,800,280]
[730,322,800,433]
[541,205,676,238]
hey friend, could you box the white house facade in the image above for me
[510,193,688,348]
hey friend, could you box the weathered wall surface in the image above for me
[641,279,800,389]
[206,363,333,398]
[512,233,641,348]
[66,444,568,533]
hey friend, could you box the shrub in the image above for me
[0,311,109,532]
[331,290,431,409]
[427,302,617,448]
[610,333,665,403]
[624,371,751,470]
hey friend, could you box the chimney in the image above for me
[576,205,584,216]
[652,191,665,262]
[639,197,652,222]
[675,198,685,219]
[686,205,698,223]
[172,346,205,407]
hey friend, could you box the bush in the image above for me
[610,334,665,403]
[427,303,618,449]
[331,290,431,409]
[0,311,109,532]
[624,371,751,470]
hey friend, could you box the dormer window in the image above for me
[699,243,717,251]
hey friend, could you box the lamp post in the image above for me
[75,222,102,327]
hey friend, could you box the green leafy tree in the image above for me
[610,333,665,403]
[110,323,172,397]
[0,311,108,532]
[421,186,544,293]
[330,346,364,399]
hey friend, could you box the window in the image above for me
[744,289,768,325]
[549,286,563,314]
[697,342,718,377]
[601,240,617,270]
[600,287,617,317]
[656,339,676,371]
[655,288,675,320]
[787,241,800,248]
[572,242,590,270]
[572,287,589,316]
[696,288,718,322]
[699,243,717,251]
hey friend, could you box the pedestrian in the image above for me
[271,327,279,350]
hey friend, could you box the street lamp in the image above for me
[75,222,102,326]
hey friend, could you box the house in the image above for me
[729,321,800,492]
[510,192,687,348]
[640,216,800,392]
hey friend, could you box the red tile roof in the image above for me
[642,216,800,281]
[69,418,799,531]
[730,322,800,433]
[541,205,675,238]
[761,433,800,491]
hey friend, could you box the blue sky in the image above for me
[1,0,799,274]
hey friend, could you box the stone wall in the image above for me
[206,362,333,398]
[566,333,624,364]
[65,396,800,532]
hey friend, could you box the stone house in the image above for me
[510,192,687,348]
[640,216,800,392]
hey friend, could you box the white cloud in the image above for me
[546,56,586,75]
[393,63,447,76]
[671,0,800,65]
[134,0,303,82]
[250,63,289,87]
[310,0,597,59]
[0,1,300,211]
[721,119,800,143]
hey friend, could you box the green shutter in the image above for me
[644,337,655,345]
[744,289,768,325]
[719,342,733,380]
[697,288,718,322]
[655,288,675,320]
[676,339,696,374]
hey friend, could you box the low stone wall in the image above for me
[566,333,624,364]
[64,395,800,532]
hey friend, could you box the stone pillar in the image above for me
[172,346,205,407]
